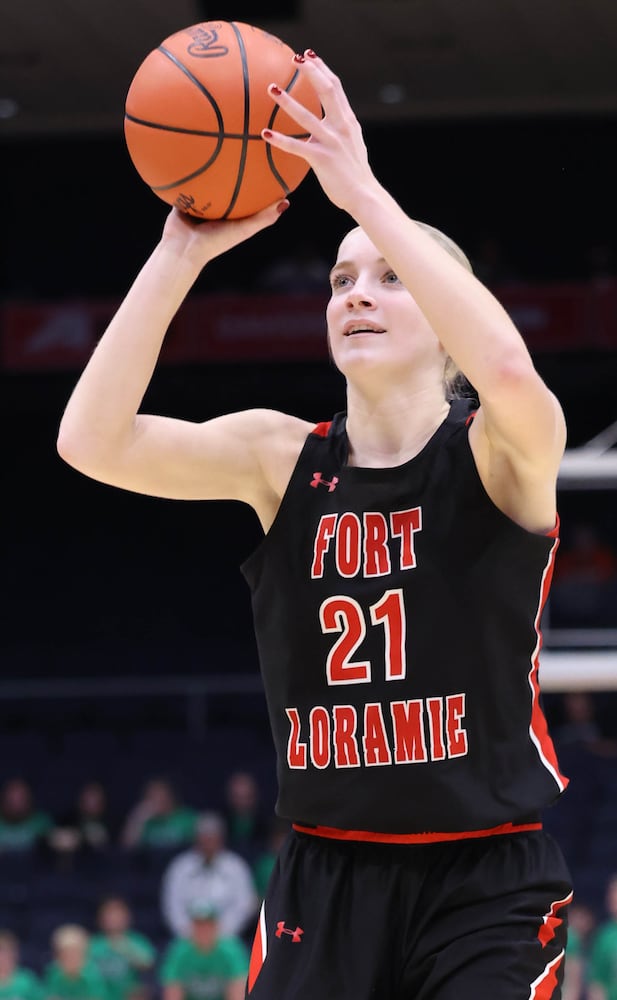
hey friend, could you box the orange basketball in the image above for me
[124,20,321,220]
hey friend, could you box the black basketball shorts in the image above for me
[245,826,573,999]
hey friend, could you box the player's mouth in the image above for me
[343,321,386,337]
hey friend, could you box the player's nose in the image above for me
[344,282,377,310]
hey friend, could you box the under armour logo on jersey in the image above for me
[310,472,339,492]
[275,921,304,943]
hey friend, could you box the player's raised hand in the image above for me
[262,51,376,214]
[160,199,289,266]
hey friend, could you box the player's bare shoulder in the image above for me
[236,407,315,531]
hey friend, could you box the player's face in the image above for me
[326,228,445,384]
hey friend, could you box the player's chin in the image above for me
[337,336,390,359]
[336,346,399,379]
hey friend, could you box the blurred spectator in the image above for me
[222,773,268,861]
[255,238,330,295]
[252,818,290,902]
[159,901,248,1000]
[554,691,617,758]
[554,692,604,749]
[0,931,43,1000]
[563,901,597,1000]
[0,778,53,853]
[49,781,115,864]
[88,897,156,1000]
[564,924,585,1000]
[160,812,258,941]
[551,522,617,627]
[588,874,617,1000]
[43,925,108,1000]
[120,779,197,851]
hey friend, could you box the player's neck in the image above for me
[345,383,450,468]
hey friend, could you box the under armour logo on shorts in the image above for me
[275,921,304,943]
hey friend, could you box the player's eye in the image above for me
[383,270,401,284]
[330,273,352,289]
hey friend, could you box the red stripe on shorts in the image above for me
[537,891,573,948]
[529,950,565,999]
[247,901,267,993]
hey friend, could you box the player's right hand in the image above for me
[160,200,289,268]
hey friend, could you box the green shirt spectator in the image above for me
[140,808,197,849]
[0,778,52,851]
[89,931,156,1000]
[0,812,52,850]
[120,779,196,851]
[0,969,43,1000]
[589,921,617,1000]
[160,901,248,1000]
[161,938,248,1000]
[45,925,108,1000]
[0,931,44,1000]
[89,896,156,1000]
[43,962,108,1000]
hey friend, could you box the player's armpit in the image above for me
[468,377,566,534]
[471,365,567,481]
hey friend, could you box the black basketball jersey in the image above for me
[240,398,569,840]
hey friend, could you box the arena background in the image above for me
[1,1,617,995]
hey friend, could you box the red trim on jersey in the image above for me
[529,515,569,792]
[465,410,478,427]
[292,819,542,845]
[545,515,560,538]
[537,891,573,948]
[312,421,332,438]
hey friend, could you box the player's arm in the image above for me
[359,209,566,486]
[56,202,293,507]
[263,54,566,517]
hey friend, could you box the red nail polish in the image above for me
[305,49,317,58]
[277,200,290,215]
[262,129,273,139]
[269,84,282,95]
[293,53,305,63]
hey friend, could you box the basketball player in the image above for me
[57,51,573,999]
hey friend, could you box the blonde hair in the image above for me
[412,220,473,400]
[51,925,89,952]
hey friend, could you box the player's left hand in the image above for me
[262,51,377,214]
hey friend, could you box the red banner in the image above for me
[1,282,615,373]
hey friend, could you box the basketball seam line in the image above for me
[222,22,251,219]
[125,113,310,142]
